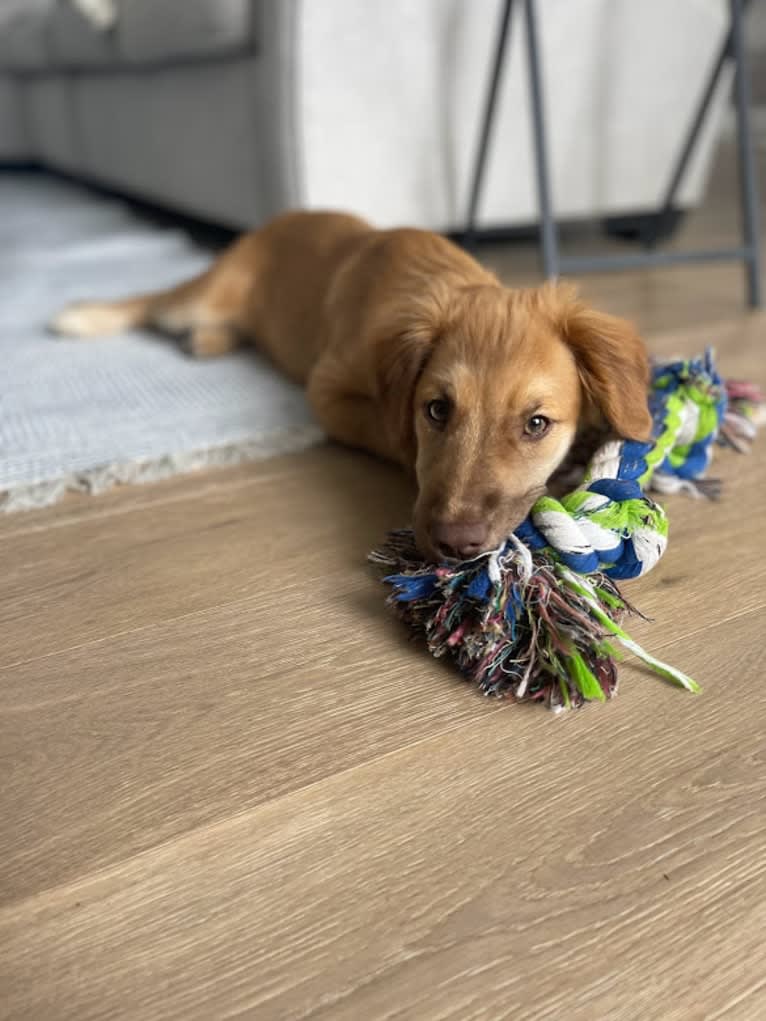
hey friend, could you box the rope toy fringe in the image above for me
[370,350,764,711]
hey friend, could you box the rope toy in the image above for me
[370,350,764,711]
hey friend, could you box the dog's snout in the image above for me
[431,520,489,560]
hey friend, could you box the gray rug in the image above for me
[0,173,322,512]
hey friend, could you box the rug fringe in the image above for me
[0,426,324,513]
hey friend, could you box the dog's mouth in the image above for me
[414,486,547,563]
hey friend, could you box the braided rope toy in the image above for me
[370,350,764,711]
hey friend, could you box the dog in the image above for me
[51,211,652,561]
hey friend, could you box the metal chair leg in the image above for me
[730,0,762,307]
[464,0,514,250]
[523,0,559,278]
[644,26,734,249]
[463,0,759,307]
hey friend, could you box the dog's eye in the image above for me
[426,398,451,426]
[524,414,551,438]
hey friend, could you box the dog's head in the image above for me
[376,282,651,560]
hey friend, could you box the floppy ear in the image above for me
[549,285,652,441]
[373,292,450,462]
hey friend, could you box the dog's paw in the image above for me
[49,301,128,338]
[182,325,238,358]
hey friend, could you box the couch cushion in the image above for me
[48,2,117,67]
[0,0,255,74]
[0,0,55,71]
[117,0,255,64]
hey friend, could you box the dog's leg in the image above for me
[307,365,405,466]
[49,235,258,356]
[50,291,162,338]
[50,270,213,337]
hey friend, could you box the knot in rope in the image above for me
[512,349,729,580]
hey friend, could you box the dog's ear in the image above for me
[545,284,652,441]
[373,291,450,462]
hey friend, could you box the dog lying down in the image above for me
[52,210,652,561]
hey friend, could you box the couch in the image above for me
[0,0,732,232]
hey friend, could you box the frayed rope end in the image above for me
[369,531,699,712]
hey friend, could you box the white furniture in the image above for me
[0,0,731,232]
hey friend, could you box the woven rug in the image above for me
[0,173,322,511]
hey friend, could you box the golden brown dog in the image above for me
[52,211,652,560]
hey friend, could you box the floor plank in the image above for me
[1,376,763,909]
[0,448,413,667]
[1,607,764,1021]
[1,313,764,924]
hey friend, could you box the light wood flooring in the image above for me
[1,133,766,1019]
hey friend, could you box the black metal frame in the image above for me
[465,0,761,307]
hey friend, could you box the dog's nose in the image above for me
[431,520,490,560]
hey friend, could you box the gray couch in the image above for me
[0,0,730,232]
[0,0,298,226]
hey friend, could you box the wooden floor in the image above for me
[2,135,766,1020]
